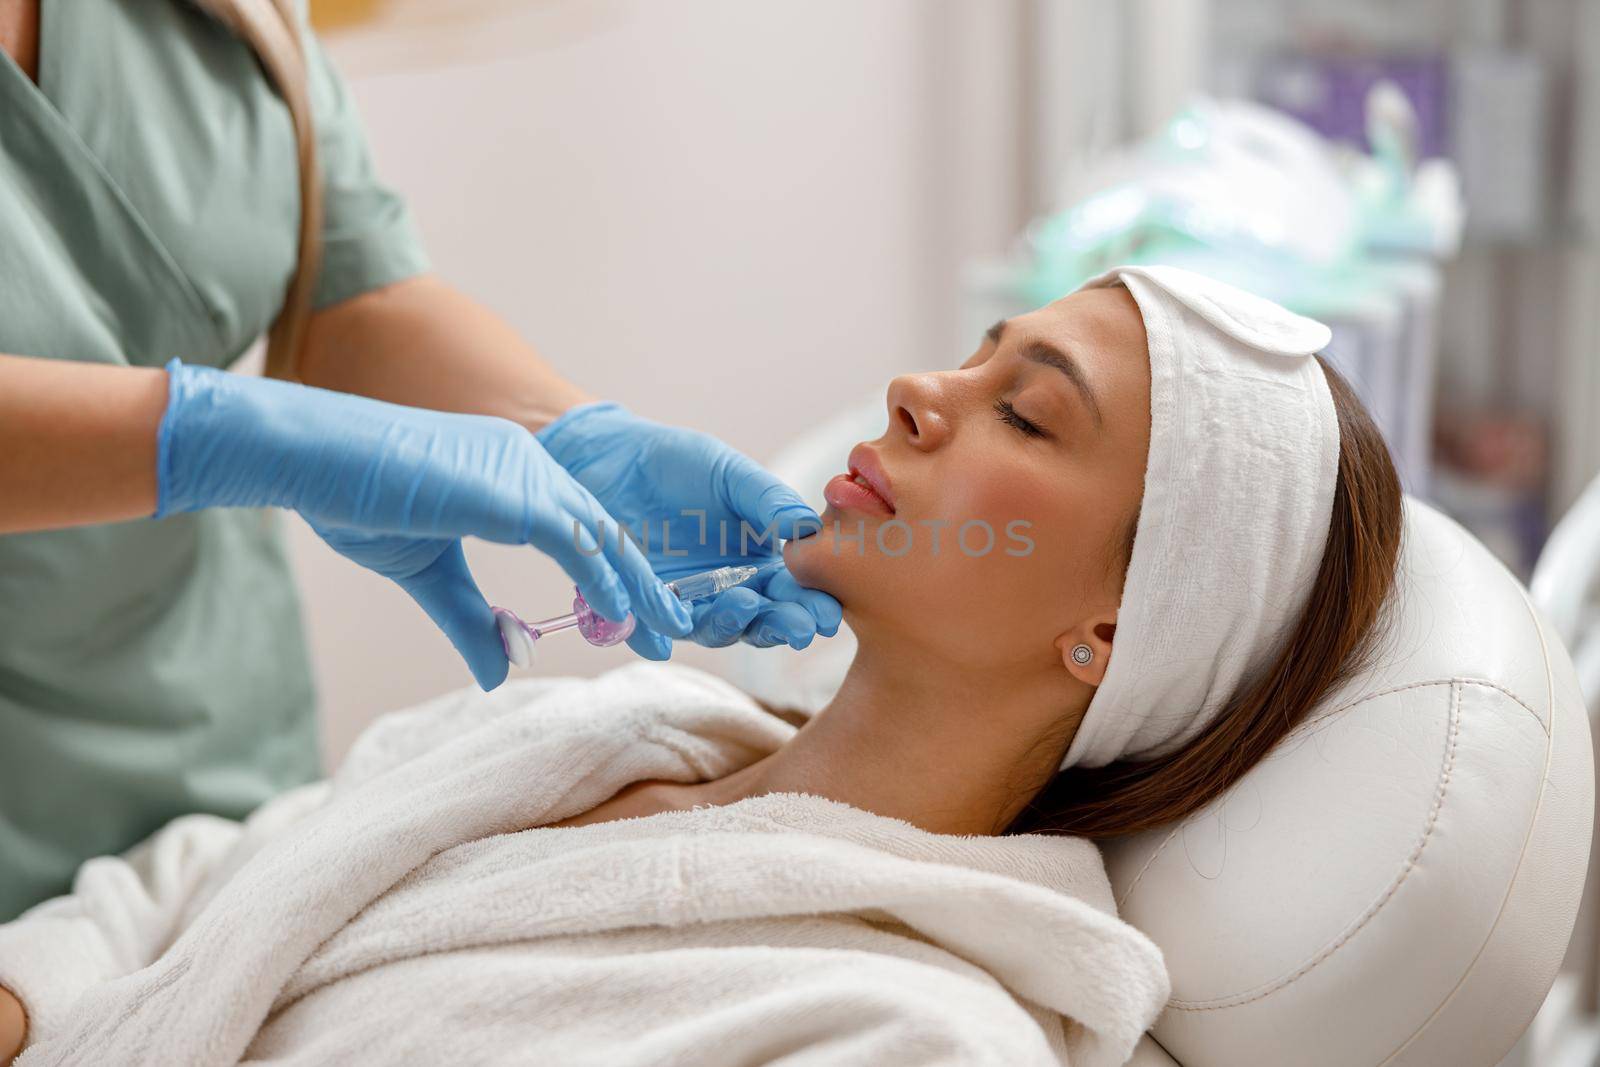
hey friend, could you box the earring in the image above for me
[1071,643,1094,666]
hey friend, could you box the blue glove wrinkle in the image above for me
[692,588,762,648]
[625,624,674,662]
[757,565,842,638]
[756,602,817,648]
[533,400,629,463]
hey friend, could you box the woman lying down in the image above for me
[0,266,1403,1067]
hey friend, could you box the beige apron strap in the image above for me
[192,0,323,381]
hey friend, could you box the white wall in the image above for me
[289,0,1030,765]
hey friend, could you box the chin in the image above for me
[782,510,873,603]
[781,529,841,596]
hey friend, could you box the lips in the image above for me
[823,444,896,517]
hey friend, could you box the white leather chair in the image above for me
[732,398,1595,1066]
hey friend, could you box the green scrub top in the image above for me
[0,0,430,920]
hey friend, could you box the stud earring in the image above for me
[1070,643,1094,666]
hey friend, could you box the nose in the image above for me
[886,372,950,451]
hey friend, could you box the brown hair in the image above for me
[1006,356,1404,839]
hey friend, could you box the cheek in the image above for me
[930,453,1056,558]
[907,457,1108,654]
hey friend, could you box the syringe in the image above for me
[492,563,762,668]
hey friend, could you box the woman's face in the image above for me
[784,286,1152,676]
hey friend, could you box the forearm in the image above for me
[299,273,596,432]
[0,355,168,534]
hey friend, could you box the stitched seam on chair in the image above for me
[1372,587,1562,1064]
[1279,676,1542,746]
[1116,825,1183,913]
[1457,679,1545,736]
[1275,678,1456,747]
[1166,680,1462,1012]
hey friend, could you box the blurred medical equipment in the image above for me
[968,93,1462,498]
[494,563,762,668]
[1249,45,1550,245]
[735,397,1594,1066]
[1205,14,1570,583]
[1431,405,1550,577]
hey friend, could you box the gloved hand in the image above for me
[154,360,693,690]
[536,402,842,659]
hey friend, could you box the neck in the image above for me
[700,632,1085,836]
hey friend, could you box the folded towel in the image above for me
[2,663,1168,1066]
[1060,265,1339,769]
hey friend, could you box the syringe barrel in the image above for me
[665,564,759,602]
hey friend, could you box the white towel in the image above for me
[1,663,1168,1067]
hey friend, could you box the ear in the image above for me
[1055,617,1116,686]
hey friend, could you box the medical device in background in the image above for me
[493,564,762,668]
[1010,24,1563,581]
[1241,39,1556,578]
[969,93,1463,504]
[1249,45,1549,245]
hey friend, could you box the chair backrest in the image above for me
[1103,498,1591,1065]
[733,396,1595,1066]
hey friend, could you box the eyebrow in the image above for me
[985,319,1104,429]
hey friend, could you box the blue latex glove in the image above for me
[536,402,842,659]
[154,360,693,690]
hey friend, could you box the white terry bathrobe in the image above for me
[0,663,1169,1067]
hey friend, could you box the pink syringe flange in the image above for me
[492,588,637,667]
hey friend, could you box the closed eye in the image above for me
[993,397,1046,439]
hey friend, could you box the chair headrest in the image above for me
[1103,498,1591,1065]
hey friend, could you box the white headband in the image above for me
[1057,265,1340,771]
